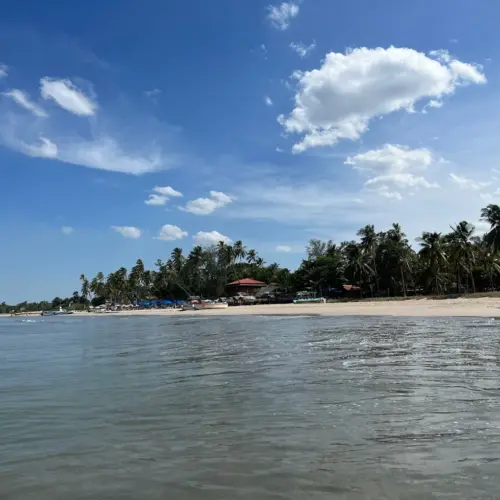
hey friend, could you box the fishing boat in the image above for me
[193,300,229,310]
[182,297,228,310]
[41,307,74,316]
[293,291,326,304]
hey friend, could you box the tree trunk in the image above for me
[400,266,407,298]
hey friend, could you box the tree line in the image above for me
[3,204,500,313]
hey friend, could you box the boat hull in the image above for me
[293,298,326,304]
[193,303,229,310]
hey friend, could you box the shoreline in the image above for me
[3,297,500,318]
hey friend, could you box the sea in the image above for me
[1,314,500,499]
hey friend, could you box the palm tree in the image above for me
[481,204,500,251]
[357,225,379,294]
[447,221,476,293]
[79,274,91,308]
[417,232,448,294]
[232,240,247,263]
[246,249,257,264]
[344,243,373,296]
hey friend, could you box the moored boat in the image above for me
[293,291,326,304]
[41,307,74,316]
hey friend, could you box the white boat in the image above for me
[192,300,229,310]
[293,291,326,304]
[41,307,74,316]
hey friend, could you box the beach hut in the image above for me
[226,278,267,296]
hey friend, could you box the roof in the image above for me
[227,278,266,287]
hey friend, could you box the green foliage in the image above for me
[5,205,500,312]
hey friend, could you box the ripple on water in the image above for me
[1,315,500,499]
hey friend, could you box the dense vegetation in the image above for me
[4,204,500,313]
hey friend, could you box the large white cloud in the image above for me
[40,78,97,116]
[181,191,233,215]
[279,47,486,153]
[193,231,232,246]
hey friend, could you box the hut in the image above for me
[226,278,267,296]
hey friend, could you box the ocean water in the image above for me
[1,314,500,499]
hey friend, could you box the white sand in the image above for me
[3,297,500,318]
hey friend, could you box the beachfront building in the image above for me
[226,278,266,297]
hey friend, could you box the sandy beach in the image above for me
[5,297,500,318]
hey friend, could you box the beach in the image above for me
[5,296,500,318]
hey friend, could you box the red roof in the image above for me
[227,278,266,286]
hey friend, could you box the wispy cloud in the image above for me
[267,2,299,30]
[264,96,273,106]
[144,88,161,102]
[61,226,74,235]
[25,137,58,158]
[2,89,48,117]
[276,244,292,252]
[289,41,316,58]
[0,64,8,79]
[40,78,97,116]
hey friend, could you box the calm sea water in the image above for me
[1,315,500,499]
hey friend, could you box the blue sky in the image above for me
[1,0,499,302]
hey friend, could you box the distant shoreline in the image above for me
[3,297,500,318]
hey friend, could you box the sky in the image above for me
[0,0,499,302]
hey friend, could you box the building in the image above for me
[226,278,267,296]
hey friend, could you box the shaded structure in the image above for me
[226,278,267,296]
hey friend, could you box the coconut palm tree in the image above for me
[481,204,500,251]
[417,232,448,294]
[246,249,257,264]
[447,221,476,293]
[232,240,247,263]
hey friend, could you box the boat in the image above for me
[183,297,229,310]
[293,291,326,304]
[41,307,74,316]
[193,301,229,310]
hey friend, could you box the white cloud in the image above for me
[153,186,183,197]
[0,64,8,78]
[267,2,299,30]
[145,186,183,206]
[52,137,162,174]
[193,231,232,246]
[3,89,48,117]
[345,144,438,191]
[40,77,97,116]
[181,190,233,215]
[276,245,292,252]
[25,137,58,158]
[61,226,74,235]
[449,173,491,190]
[155,224,188,241]
[366,185,402,201]
[265,96,273,106]
[145,194,168,206]
[280,46,486,153]
[112,226,141,239]
[289,41,316,58]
